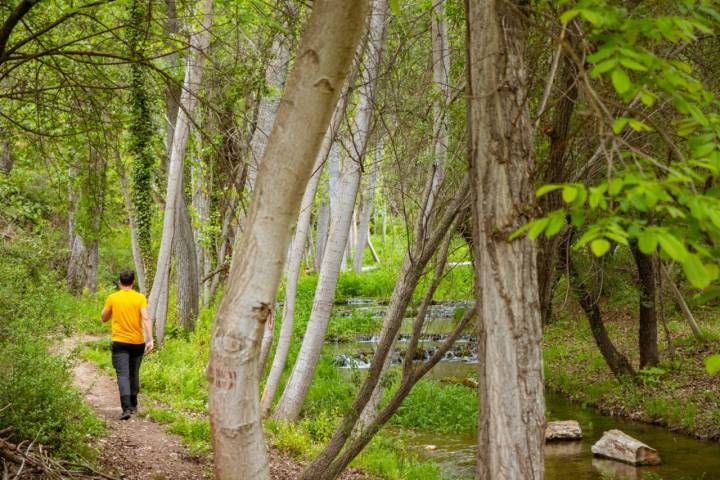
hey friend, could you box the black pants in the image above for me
[111,341,145,411]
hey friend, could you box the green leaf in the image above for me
[560,9,580,25]
[613,117,629,134]
[389,0,400,15]
[528,218,549,240]
[545,211,566,238]
[628,119,653,132]
[705,354,720,375]
[657,233,688,262]
[591,59,618,77]
[637,231,658,254]
[536,184,563,198]
[682,254,710,289]
[611,69,632,94]
[562,186,578,203]
[620,57,648,72]
[509,222,532,241]
[591,238,611,257]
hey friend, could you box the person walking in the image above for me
[101,270,154,420]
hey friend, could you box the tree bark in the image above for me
[175,189,200,330]
[246,5,296,192]
[273,0,389,421]
[466,1,545,478]
[191,128,212,305]
[0,131,12,175]
[631,244,658,368]
[207,3,368,478]
[315,199,330,271]
[148,0,213,344]
[352,137,383,272]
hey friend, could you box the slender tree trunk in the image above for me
[661,264,703,338]
[127,0,156,287]
[209,205,233,301]
[273,0,389,421]
[559,235,636,379]
[353,137,383,272]
[631,244,658,368]
[536,31,578,324]
[246,6,296,192]
[207,3,368,478]
[148,0,213,344]
[315,199,330,271]
[67,164,88,294]
[175,188,200,330]
[466,1,545,478]
[258,310,276,376]
[426,0,450,218]
[302,180,470,479]
[0,131,12,175]
[273,144,363,421]
[191,129,212,305]
[115,152,147,293]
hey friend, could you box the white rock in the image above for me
[545,420,582,441]
[591,429,661,466]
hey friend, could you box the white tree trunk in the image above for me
[148,0,213,344]
[246,8,295,192]
[466,1,545,478]
[426,0,450,217]
[273,0,389,422]
[207,3,368,478]
[315,199,330,271]
[353,137,383,272]
[191,130,212,305]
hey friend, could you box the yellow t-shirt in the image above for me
[103,289,148,344]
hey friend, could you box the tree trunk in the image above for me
[559,235,636,379]
[258,309,276,376]
[631,244,658,368]
[301,181,470,479]
[273,143,363,421]
[353,137,382,272]
[466,1,545,478]
[207,3,368,478]
[260,78,357,415]
[536,36,578,324]
[175,189,200,331]
[426,0,450,218]
[191,129,212,305]
[127,0,156,287]
[0,131,12,175]
[315,199,330,271]
[660,264,703,338]
[148,0,213,344]
[246,6,296,192]
[115,152,147,293]
[273,0,389,421]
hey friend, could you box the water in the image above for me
[329,298,720,480]
[404,392,720,479]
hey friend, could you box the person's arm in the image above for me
[141,307,154,353]
[101,299,112,322]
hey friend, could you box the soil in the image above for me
[60,335,365,480]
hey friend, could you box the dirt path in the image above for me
[62,335,210,480]
[60,335,365,480]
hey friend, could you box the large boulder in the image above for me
[591,429,661,466]
[545,420,582,441]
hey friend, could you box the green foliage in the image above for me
[522,1,720,290]
[390,380,477,434]
[705,354,720,374]
[0,233,103,460]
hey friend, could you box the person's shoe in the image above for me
[128,406,138,414]
[119,410,131,421]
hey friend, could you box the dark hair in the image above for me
[119,270,135,287]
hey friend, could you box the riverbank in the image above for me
[545,301,720,441]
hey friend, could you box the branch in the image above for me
[0,0,40,62]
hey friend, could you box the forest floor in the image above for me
[61,335,365,480]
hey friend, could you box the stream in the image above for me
[327,298,720,480]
